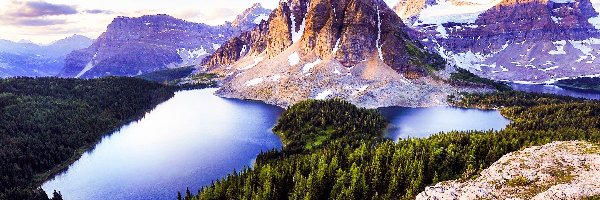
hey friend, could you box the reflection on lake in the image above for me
[379,107,511,140]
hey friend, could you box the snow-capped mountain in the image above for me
[395,0,600,84]
[202,0,492,108]
[60,4,271,78]
[231,3,272,32]
[0,35,93,77]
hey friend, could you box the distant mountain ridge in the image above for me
[395,0,600,84]
[60,4,272,78]
[0,35,93,77]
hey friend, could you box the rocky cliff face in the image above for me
[0,35,93,77]
[417,141,600,200]
[202,0,490,108]
[395,0,600,83]
[208,0,427,77]
[60,5,271,78]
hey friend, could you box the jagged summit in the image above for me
[231,3,272,31]
[208,0,430,77]
[200,0,489,108]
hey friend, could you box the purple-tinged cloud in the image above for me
[84,9,114,15]
[12,18,68,26]
[8,1,78,18]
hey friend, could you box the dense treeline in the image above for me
[135,67,219,90]
[451,91,580,110]
[556,77,600,92]
[0,77,174,200]
[189,92,600,200]
[136,66,196,84]
[449,68,511,91]
[272,99,387,152]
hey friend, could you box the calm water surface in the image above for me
[42,88,515,200]
[379,107,511,140]
[42,89,284,200]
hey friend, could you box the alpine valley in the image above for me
[1,0,600,200]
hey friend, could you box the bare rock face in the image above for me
[417,141,600,200]
[396,0,600,83]
[60,4,271,78]
[202,0,491,108]
[207,0,428,78]
[393,0,429,20]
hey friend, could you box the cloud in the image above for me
[6,1,78,18]
[11,18,69,26]
[175,7,237,21]
[84,9,114,15]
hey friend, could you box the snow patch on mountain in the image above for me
[302,59,322,74]
[315,90,333,100]
[239,57,264,70]
[289,3,307,44]
[245,77,264,86]
[452,51,487,71]
[177,47,209,66]
[549,40,567,55]
[254,14,269,24]
[376,5,384,61]
[589,1,600,29]
[75,53,97,78]
[413,0,503,26]
[332,38,341,54]
[288,52,300,66]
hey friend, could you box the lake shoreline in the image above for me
[35,94,176,194]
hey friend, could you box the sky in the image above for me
[0,0,404,44]
[8,0,595,44]
[0,0,282,44]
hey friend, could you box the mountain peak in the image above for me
[60,9,268,78]
[231,3,272,31]
[17,39,34,44]
[251,3,263,9]
[202,0,482,108]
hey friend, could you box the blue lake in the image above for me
[42,89,284,200]
[42,88,513,200]
[379,106,511,140]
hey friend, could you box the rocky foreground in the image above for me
[417,141,600,200]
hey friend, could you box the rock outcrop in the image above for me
[417,141,600,200]
[202,0,490,108]
[395,0,600,83]
[60,4,271,78]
